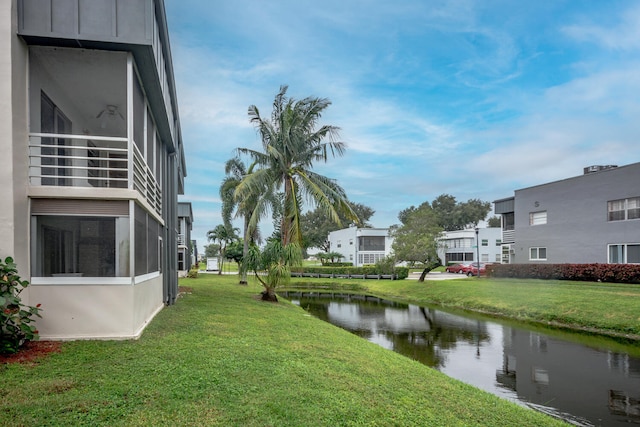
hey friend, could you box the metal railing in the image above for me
[28,133,162,215]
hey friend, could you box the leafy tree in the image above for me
[401,194,491,232]
[236,85,358,248]
[207,224,239,275]
[300,202,374,252]
[245,240,303,301]
[487,215,501,228]
[390,204,443,282]
[225,240,244,272]
[203,244,220,259]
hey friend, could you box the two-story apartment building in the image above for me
[494,163,640,264]
[328,227,394,266]
[1,0,186,339]
[437,228,502,265]
[177,202,193,277]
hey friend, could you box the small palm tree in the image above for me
[245,240,302,301]
[236,85,358,247]
[206,224,239,275]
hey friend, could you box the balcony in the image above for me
[502,229,515,244]
[28,133,162,215]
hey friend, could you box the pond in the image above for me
[280,291,640,426]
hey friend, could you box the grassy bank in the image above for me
[287,276,640,340]
[0,274,564,426]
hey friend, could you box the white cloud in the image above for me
[563,4,640,51]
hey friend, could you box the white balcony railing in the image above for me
[502,229,515,244]
[28,133,162,215]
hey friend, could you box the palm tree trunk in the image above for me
[240,216,249,285]
[282,177,293,245]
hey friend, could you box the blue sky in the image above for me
[166,0,640,252]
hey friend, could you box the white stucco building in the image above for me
[437,228,502,265]
[328,227,394,266]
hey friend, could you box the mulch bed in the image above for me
[0,341,62,365]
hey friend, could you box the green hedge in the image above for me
[291,266,409,280]
[487,263,640,283]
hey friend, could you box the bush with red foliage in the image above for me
[486,263,640,284]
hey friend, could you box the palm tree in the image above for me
[220,157,254,284]
[206,224,239,275]
[245,239,302,301]
[220,157,281,284]
[236,85,358,247]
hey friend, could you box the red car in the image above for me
[446,263,473,274]
[466,263,492,276]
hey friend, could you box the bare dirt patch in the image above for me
[0,341,62,365]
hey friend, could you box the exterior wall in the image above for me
[328,227,393,267]
[0,0,184,339]
[0,1,31,302]
[497,163,640,264]
[28,275,163,340]
[438,228,502,265]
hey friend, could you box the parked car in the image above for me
[466,263,493,276]
[446,263,473,274]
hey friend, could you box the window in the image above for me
[496,239,502,246]
[445,252,473,263]
[359,253,385,264]
[32,215,129,277]
[502,213,514,231]
[135,204,161,276]
[337,240,341,248]
[608,244,640,264]
[358,236,385,251]
[529,247,547,261]
[481,254,489,262]
[495,254,501,262]
[178,249,186,271]
[481,239,488,246]
[608,198,640,221]
[529,211,547,226]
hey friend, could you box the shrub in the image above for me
[487,263,640,283]
[290,265,409,280]
[187,268,199,278]
[1,256,42,354]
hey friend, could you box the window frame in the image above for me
[608,243,640,264]
[608,197,640,222]
[31,214,130,279]
[529,247,547,261]
[529,211,547,226]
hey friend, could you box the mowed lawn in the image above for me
[0,274,565,426]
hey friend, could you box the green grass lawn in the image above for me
[0,274,565,426]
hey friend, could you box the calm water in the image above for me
[281,292,640,426]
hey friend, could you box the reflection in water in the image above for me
[283,292,640,426]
